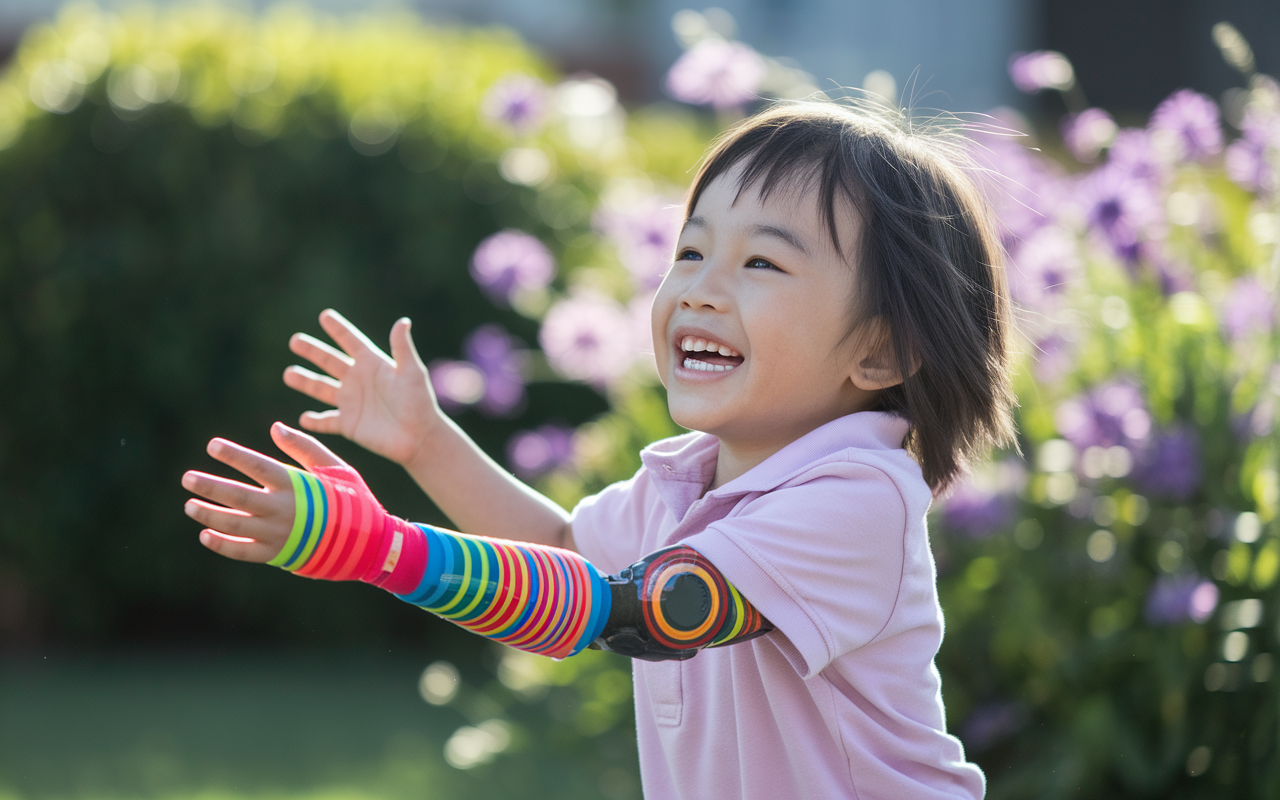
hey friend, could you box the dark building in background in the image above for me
[1041,0,1279,118]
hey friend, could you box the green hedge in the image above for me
[0,4,699,645]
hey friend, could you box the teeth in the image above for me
[683,358,736,372]
[679,335,740,358]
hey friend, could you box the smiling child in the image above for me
[183,100,1015,799]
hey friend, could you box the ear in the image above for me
[847,318,915,391]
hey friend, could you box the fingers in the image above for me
[182,470,273,516]
[206,438,291,490]
[198,529,281,564]
[270,421,346,471]
[298,408,343,434]
[184,498,283,543]
[389,317,428,373]
[289,332,353,379]
[318,309,388,361]
[283,365,340,406]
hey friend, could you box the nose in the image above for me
[677,257,731,312]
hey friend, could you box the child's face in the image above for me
[652,165,884,458]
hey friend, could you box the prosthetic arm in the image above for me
[273,462,772,661]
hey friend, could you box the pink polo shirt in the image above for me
[570,411,984,799]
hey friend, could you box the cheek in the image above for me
[650,283,677,378]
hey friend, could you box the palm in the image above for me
[284,310,441,466]
[339,352,431,463]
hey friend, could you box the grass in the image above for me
[0,647,637,800]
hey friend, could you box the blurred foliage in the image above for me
[0,2,705,648]
[920,73,1280,798]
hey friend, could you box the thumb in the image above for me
[271,422,346,471]
[390,317,427,373]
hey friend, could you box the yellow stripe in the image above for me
[268,468,308,567]
[435,536,473,615]
[711,586,747,645]
[446,538,491,621]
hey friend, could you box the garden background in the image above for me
[0,2,1278,798]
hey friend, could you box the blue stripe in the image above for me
[419,529,460,609]
[283,474,318,570]
[572,568,611,656]
[453,538,500,624]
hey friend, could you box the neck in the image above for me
[708,441,774,491]
[704,389,884,491]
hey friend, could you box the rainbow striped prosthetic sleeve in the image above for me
[272,463,771,661]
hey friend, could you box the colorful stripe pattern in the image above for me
[272,465,764,660]
[269,464,404,584]
[637,546,769,650]
[397,526,612,659]
[273,462,611,659]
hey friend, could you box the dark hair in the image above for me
[686,101,1017,494]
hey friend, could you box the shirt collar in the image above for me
[641,411,910,519]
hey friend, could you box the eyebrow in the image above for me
[682,216,812,257]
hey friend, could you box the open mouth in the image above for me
[678,335,744,373]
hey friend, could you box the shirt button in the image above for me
[663,464,673,471]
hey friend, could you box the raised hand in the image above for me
[284,309,442,467]
[182,423,346,563]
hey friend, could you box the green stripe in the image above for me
[711,585,747,646]
[434,537,474,615]
[268,468,309,567]
[291,472,326,569]
[448,538,491,620]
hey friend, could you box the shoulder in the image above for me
[684,445,931,677]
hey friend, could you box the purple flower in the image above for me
[941,460,1026,538]
[1149,89,1223,162]
[1106,128,1168,187]
[961,702,1026,753]
[595,194,684,290]
[665,39,766,110]
[1030,332,1076,385]
[943,487,1016,539]
[1153,254,1196,296]
[1055,380,1151,451]
[538,291,637,386]
[1225,107,1280,196]
[429,359,486,413]
[469,230,556,306]
[1007,225,1080,310]
[464,325,527,417]
[1145,573,1216,625]
[506,424,575,479]
[1078,165,1161,264]
[1221,277,1275,340]
[1234,394,1275,440]
[1008,51,1074,94]
[481,74,551,134]
[966,130,1069,244]
[1061,108,1117,163]
[1131,426,1201,500]
[1225,137,1277,196]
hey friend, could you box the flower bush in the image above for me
[487,24,1280,799]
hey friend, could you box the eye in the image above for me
[746,257,781,271]
[675,248,703,262]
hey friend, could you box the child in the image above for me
[183,101,1015,798]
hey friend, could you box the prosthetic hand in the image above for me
[258,453,773,661]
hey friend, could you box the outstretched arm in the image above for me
[284,309,573,549]
[183,425,770,661]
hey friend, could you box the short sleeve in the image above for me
[684,465,909,678]
[568,469,653,575]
